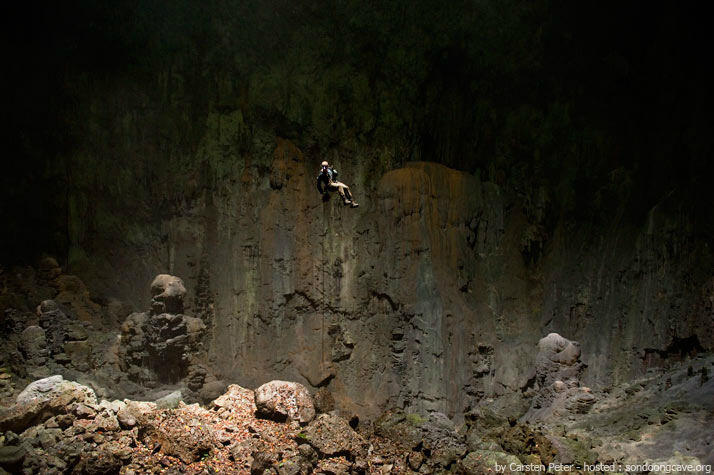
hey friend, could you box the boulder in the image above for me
[88,412,121,432]
[155,390,183,409]
[17,375,96,406]
[300,413,366,460]
[121,400,157,426]
[0,445,27,473]
[525,333,596,422]
[251,447,278,474]
[116,408,137,429]
[150,274,186,315]
[535,333,584,387]
[1,376,96,433]
[199,380,227,403]
[254,380,315,424]
[20,326,48,365]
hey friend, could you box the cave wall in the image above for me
[3,0,713,421]
[47,116,711,421]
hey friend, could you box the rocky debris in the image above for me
[375,409,468,469]
[255,380,315,424]
[300,413,366,460]
[3,363,712,474]
[139,403,217,464]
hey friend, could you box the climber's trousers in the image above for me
[328,181,353,203]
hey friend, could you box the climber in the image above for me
[316,160,359,208]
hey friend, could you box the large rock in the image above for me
[36,300,71,356]
[0,445,27,473]
[155,390,182,409]
[301,413,366,459]
[525,333,595,422]
[150,274,186,315]
[211,384,255,411]
[17,375,96,405]
[20,325,48,366]
[534,333,584,387]
[118,275,206,385]
[0,376,96,433]
[254,380,315,424]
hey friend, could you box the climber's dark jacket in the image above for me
[316,167,338,193]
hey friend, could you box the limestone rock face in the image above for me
[254,380,315,424]
[33,136,713,422]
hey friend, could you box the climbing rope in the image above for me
[321,199,327,370]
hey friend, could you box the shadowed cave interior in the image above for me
[1,1,713,473]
